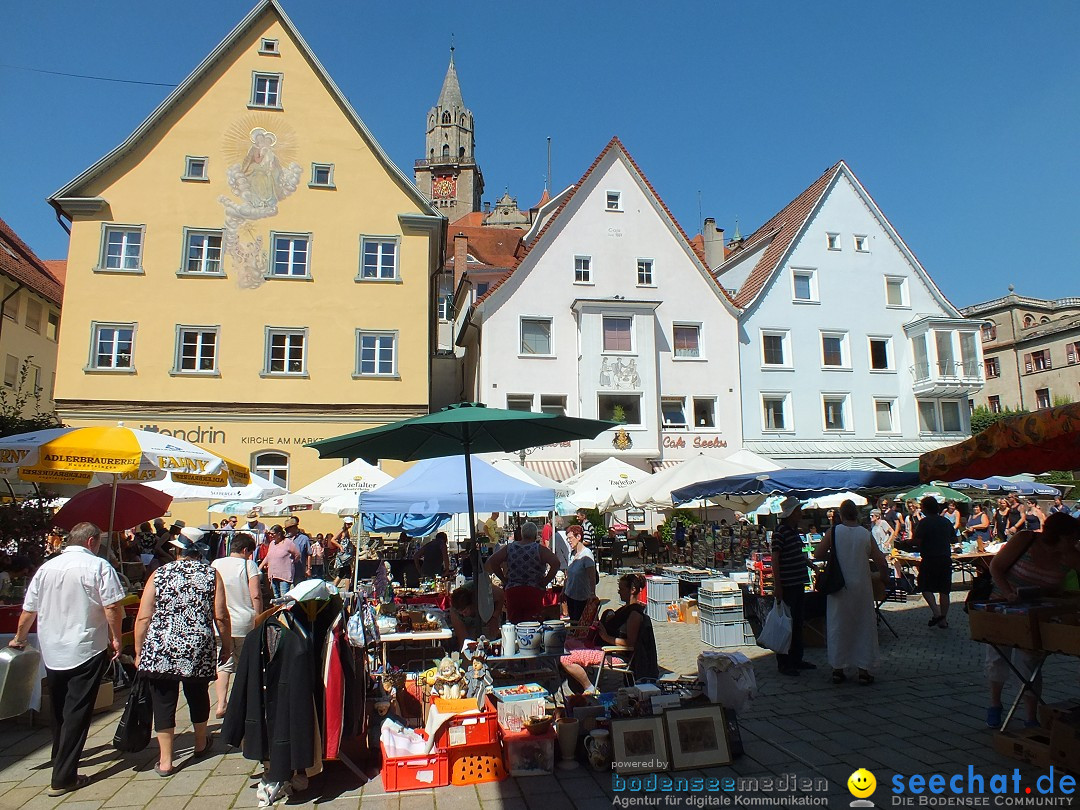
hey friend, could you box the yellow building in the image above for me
[47,0,445,530]
[0,217,63,422]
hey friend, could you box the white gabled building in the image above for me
[457,137,743,477]
[715,161,985,469]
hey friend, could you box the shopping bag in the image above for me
[113,673,153,753]
[757,600,792,654]
[816,548,846,595]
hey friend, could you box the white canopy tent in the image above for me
[560,457,652,511]
[294,458,394,503]
[489,459,573,498]
[615,452,783,510]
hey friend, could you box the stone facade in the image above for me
[961,291,1080,412]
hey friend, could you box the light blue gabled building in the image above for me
[713,161,985,469]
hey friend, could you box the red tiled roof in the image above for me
[532,189,551,208]
[43,260,67,287]
[724,162,842,308]
[0,217,64,305]
[476,137,734,307]
[450,211,487,228]
[688,234,707,265]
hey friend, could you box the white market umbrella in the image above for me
[255,492,318,516]
[721,448,784,473]
[208,500,261,515]
[293,458,394,502]
[319,493,361,516]
[490,459,573,498]
[618,452,782,510]
[142,471,285,503]
[561,457,651,512]
[802,491,868,510]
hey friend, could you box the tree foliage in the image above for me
[969,404,1028,436]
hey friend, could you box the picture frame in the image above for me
[663,706,731,770]
[611,716,669,775]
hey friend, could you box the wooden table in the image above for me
[378,629,453,669]
[894,551,995,586]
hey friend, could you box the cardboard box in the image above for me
[1039,614,1080,656]
[993,727,1053,768]
[1038,700,1080,730]
[680,598,699,624]
[1049,710,1080,773]
[968,604,1066,650]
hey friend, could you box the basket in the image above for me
[449,742,508,785]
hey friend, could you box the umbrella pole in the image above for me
[108,474,121,565]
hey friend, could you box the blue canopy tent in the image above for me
[950,477,1062,497]
[671,468,919,505]
[360,454,555,517]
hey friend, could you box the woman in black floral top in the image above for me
[134,529,230,777]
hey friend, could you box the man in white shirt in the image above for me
[8,522,125,797]
[242,510,267,544]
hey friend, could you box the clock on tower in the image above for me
[432,175,457,200]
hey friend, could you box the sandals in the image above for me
[193,734,215,758]
[154,766,175,778]
[858,670,875,685]
[831,670,846,684]
[47,775,90,796]
[928,615,942,627]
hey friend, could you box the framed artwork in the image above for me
[611,716,669,775]
[663,706,731,770]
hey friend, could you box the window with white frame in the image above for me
[693,397,716,428]
[310,163,334,188]
[174,326,219,374]
[574,255,592,283]
[761,330,790,367]
[598,393,641,425]
[792,268,818,302]
[603,316,632,352]
[868,337,892,370]
[250,72,282,108]
[4,355,17,387]
[960,332,979,377]
[822,394,849,431]
[917,399,963,433]
[183,156,208,181]
[917,400,940,433]
[264,328,306,375]
[661,397,687,428]
[99,225,143,272]
[941,400,963,432]
[359,237,398,280]
[982,322,997,342]
[356,331,397,377]
[182,229,224,275]
[25,299,42,334]
[1036,388,1052,410]
[885,276,908,307]
[46,311,59,341]
[985,357,1001,378]
[673,324,701,358]
[762,393,790,432]
[935,331,957,376]
[826,232,841,251]
[1067,342,1080,365]
[520,317,552,355]
[506,394,533,411]
[254,451,289,489]
[820,331,849,368]
[853,234,869,252]
[988,395,1002,414]
[30,363,40,394]
[540,394,566,416]
[1024,349,1051,373]
[90,322,135,370]
[259,38,279,55]
[606,191,621,211]
[874,398,897,433]
[270,233,310,277]
[637,259,653,286]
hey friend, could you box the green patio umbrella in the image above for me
[897,483,971,503]
[307,402,615,620]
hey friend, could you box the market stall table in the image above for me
[378,629,453,670]
[487,651,564,695]
[894,551,995,587]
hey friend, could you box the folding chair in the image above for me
[592,646,636,690]
[872,576,899,638]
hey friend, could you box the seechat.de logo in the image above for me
[848,768,877,807]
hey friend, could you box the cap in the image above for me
[778,496,802,519]
[343,516,354,524]
[284,515,299,528]
[246,510,259,519]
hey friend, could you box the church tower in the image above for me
[415,48,484,221]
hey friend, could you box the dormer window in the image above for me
[259,38,279,55]
[606,191,622,211]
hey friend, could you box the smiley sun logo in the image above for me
[848,768,877,805]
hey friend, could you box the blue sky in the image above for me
[2,1,1078,306]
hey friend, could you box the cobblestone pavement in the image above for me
[2,572,1077,809]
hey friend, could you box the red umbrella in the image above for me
[919,402,1080,482]
[53,484,174,532]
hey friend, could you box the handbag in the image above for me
[113,672,153,753]
[816,533,846,595]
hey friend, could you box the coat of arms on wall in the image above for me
[219,117,303,289]
[612,428,633,450]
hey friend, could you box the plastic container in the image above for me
[697,589,742,609]
[431,697,498,749]
[502,726,557,776]
[380,742,450,792]
[449,742,508,785]
[700,618,744,648]
[646,576,679,603]
[698,603,743,623]
[645,599,669,623]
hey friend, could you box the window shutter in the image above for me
[1044,351,1052,369]
[1024,353,1033,373]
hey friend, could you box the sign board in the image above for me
[626,509,646,525]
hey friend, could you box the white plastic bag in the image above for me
[758,599,792,654]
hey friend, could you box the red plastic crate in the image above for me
[430,697,499,748]
[380,741,449,792]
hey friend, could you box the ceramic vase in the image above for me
[585,728,612,772]
[500,623,518,656]
[542,620,567,654]
[515,621,542,657]
[556,717,580,770]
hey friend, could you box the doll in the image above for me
[427,655,464,700]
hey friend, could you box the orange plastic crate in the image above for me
[431,697,499,749]
[449,742,508,786]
